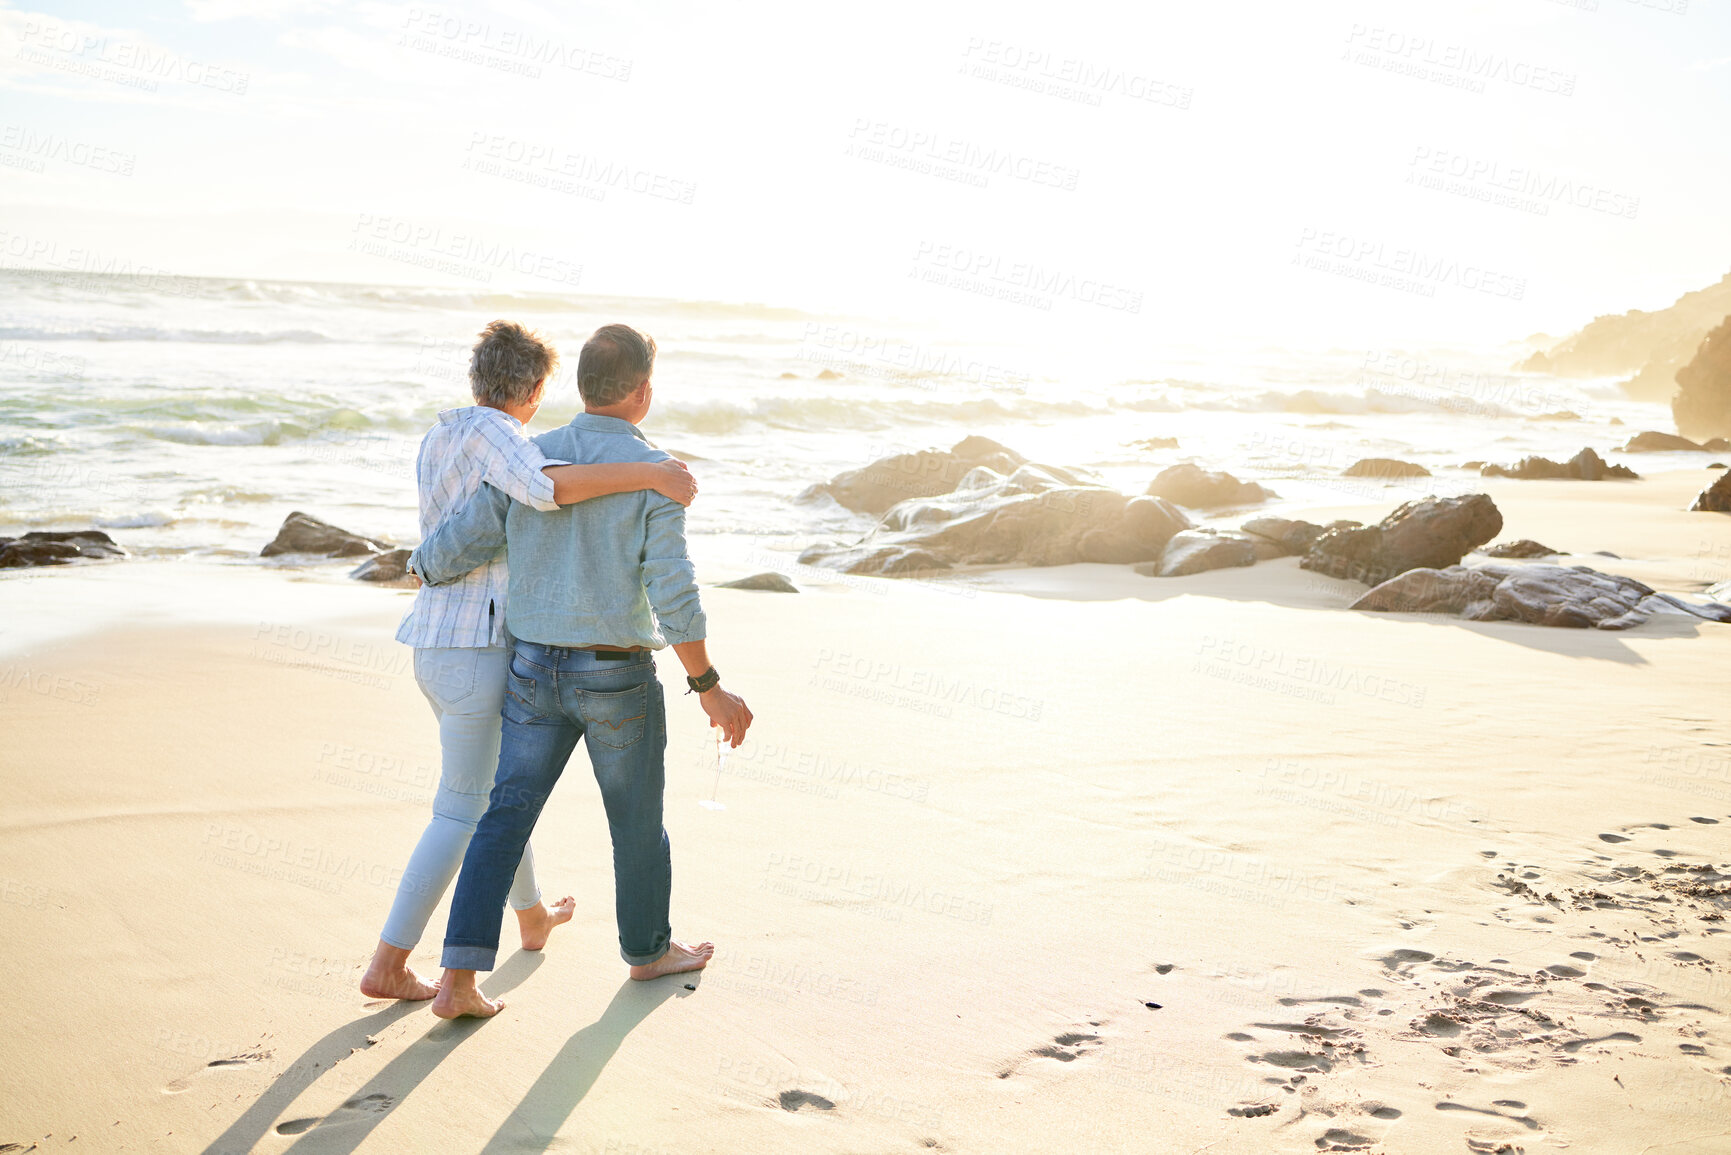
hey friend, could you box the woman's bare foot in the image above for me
[516,895,576,951]
[629,939,715,981]
[359,941,439,1001]
[430,969,504,1019]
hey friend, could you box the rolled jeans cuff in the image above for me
[620,934,670,968]
[441,942,499,972]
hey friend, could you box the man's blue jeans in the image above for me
[442,640,672,971]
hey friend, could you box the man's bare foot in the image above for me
[516,895,576,951]
[359,941,439,1001]
[629,939,715,981]
[430,969,504,1019]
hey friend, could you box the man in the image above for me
[407,323,753,1019]
[363,319,697,1002]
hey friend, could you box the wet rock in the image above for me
[1673,315,1731,442]
[798,465,1188,576]
[1076,497,1193,564]
[716,572,800,592]
[261,512,388,559]
[1352,562,1731,630]
[1481,447,1638,481]
[1342,458,1431,479]
[0,540,80,568]
[1239,517,1327,556]
[0,530,127,569]
[1141,529,1258,577]
[1145,463,1275,509]
[1480,539,1559,559]
[349,548,413,583]
[1621,431,1705,453]
[1301,494,1503,586]
[1691,469,1731,512]
[796,436,1029,517]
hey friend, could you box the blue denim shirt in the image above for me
[408,413,707,650]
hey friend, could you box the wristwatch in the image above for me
[686,666,720,694]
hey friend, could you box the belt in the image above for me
[577,644,645,662]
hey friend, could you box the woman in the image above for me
[360,319,697,1000]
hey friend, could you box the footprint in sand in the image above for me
[273,1093,395,1135]
[1226,1101,1278,1118]
[1438,1099,1542,1131]
[161,1047,272,1095]
[998,1023,1108,1077]
[1314,1128,1376,1152]
[1558,1031,1641,1054]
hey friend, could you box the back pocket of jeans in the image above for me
[579,683,647,749]
[416,649,478,709]
[505,651,540,712]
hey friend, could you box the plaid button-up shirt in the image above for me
[395,406,567,649]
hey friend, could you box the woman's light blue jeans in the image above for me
[378,646,542,951]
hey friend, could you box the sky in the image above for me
[1,0,1728,351]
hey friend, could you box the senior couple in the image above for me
[360,320,752,1019]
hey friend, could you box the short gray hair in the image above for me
[577,323,656,407]
[469,320,557,407]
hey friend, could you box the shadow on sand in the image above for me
[199,950,545,1155]
[962,557,1714,663]
[476,976,693,1153]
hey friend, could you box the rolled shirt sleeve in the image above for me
[472,413,569,513]
[409,482,511,586]
[640,494,707,644]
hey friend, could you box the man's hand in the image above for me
[653,459,697,507]
[700,687,752,747]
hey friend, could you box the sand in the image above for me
[2,471,1729,1154]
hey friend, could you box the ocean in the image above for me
[0,269,1699,571]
